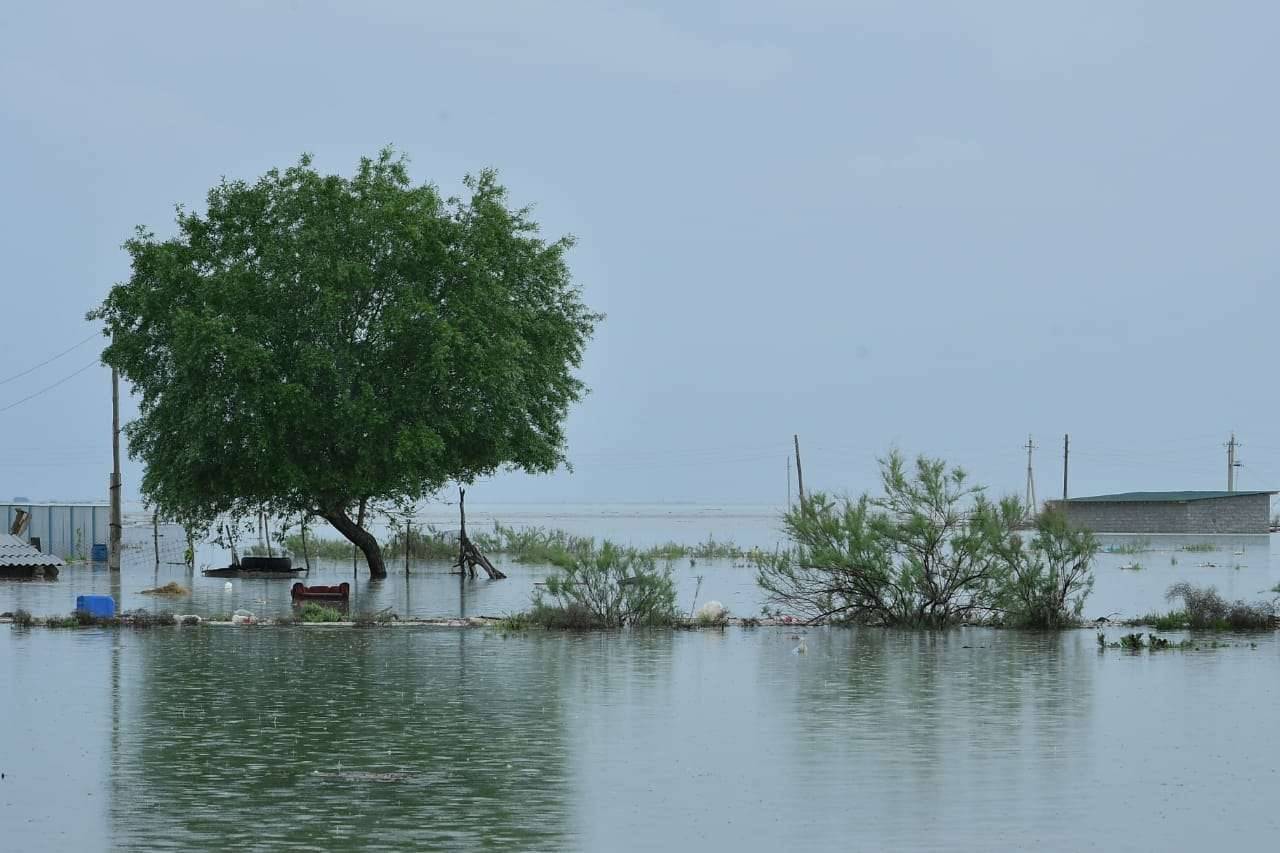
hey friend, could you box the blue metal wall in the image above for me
[0,503,110,560]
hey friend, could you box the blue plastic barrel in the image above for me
[91,544,108,562]
[76,595,115,619]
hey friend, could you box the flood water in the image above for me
[3,507,1279,850]
[3,626,1278,851]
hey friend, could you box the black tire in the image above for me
[238,556,293,572]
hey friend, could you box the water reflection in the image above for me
[3,627,1279,851]
[109,630,574,850]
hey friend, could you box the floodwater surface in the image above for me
[2,626,1277,851]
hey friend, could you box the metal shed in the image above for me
[0,502,110,560]
[0,532,64,577]
[1050,491,1276,534]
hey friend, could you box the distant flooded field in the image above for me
[2,626,1278,851]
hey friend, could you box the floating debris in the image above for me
[139,582,188,596]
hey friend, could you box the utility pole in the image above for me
[793,434,806,507]
[109,365,122,572]
[1226,433,1241,491]
[1062,433,1070,501]
[1024,434,1037,515]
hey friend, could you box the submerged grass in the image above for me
[39,609,177,629]
[249,521,751,570]
[1103,538,1152,555]
[298,602,344,623]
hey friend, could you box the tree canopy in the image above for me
[91,149,598,576]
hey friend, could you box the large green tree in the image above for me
[91,150,598,577]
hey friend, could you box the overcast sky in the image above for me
[2,1,1278,508]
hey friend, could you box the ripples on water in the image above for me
[2,627,1278,851]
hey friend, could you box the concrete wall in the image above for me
[1053,494,1271,534]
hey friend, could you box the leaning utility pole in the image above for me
[793,434,806,507]
[109,365,122,572]
[1024,434,1037,515]
[1226,432,1241,492]
[1062,433,1070,501]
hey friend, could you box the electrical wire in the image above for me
[0,360,100,414]
[0,332,100,386]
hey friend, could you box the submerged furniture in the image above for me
[290,582,350,602]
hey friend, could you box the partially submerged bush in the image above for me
[531,542,677,628]
[299,602,344,623]
[11,609,34,628]
[1164,582,1276,630]
[756,452,1097,628]
[996,510,1098,629]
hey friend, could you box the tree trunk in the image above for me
[322,506,387,579]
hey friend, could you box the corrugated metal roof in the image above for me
[0,534,65,568]
[1061,490,1276,504]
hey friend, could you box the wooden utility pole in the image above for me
[152,511,160,568]
[1062,433,1070,501]
[793,434,806,507]
[109,366,122,572]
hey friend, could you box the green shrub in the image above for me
[996,510,1097,629]
[299,603,344,623]
[11,609,33,628]
[757,452,1096,628]
[531,542,677,628]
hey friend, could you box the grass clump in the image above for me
[1103,538,1152,555]
[1178,543,1218,553]
[1163,582,1276,631]
[472,523,596,569]
[298,602,344,623]
[1135,611,1189,630]
[525,541,678,629]
[643,537,744,562]
[11,609,34,628]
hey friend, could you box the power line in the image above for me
[0,332,100,386]
[0,360,100,414]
